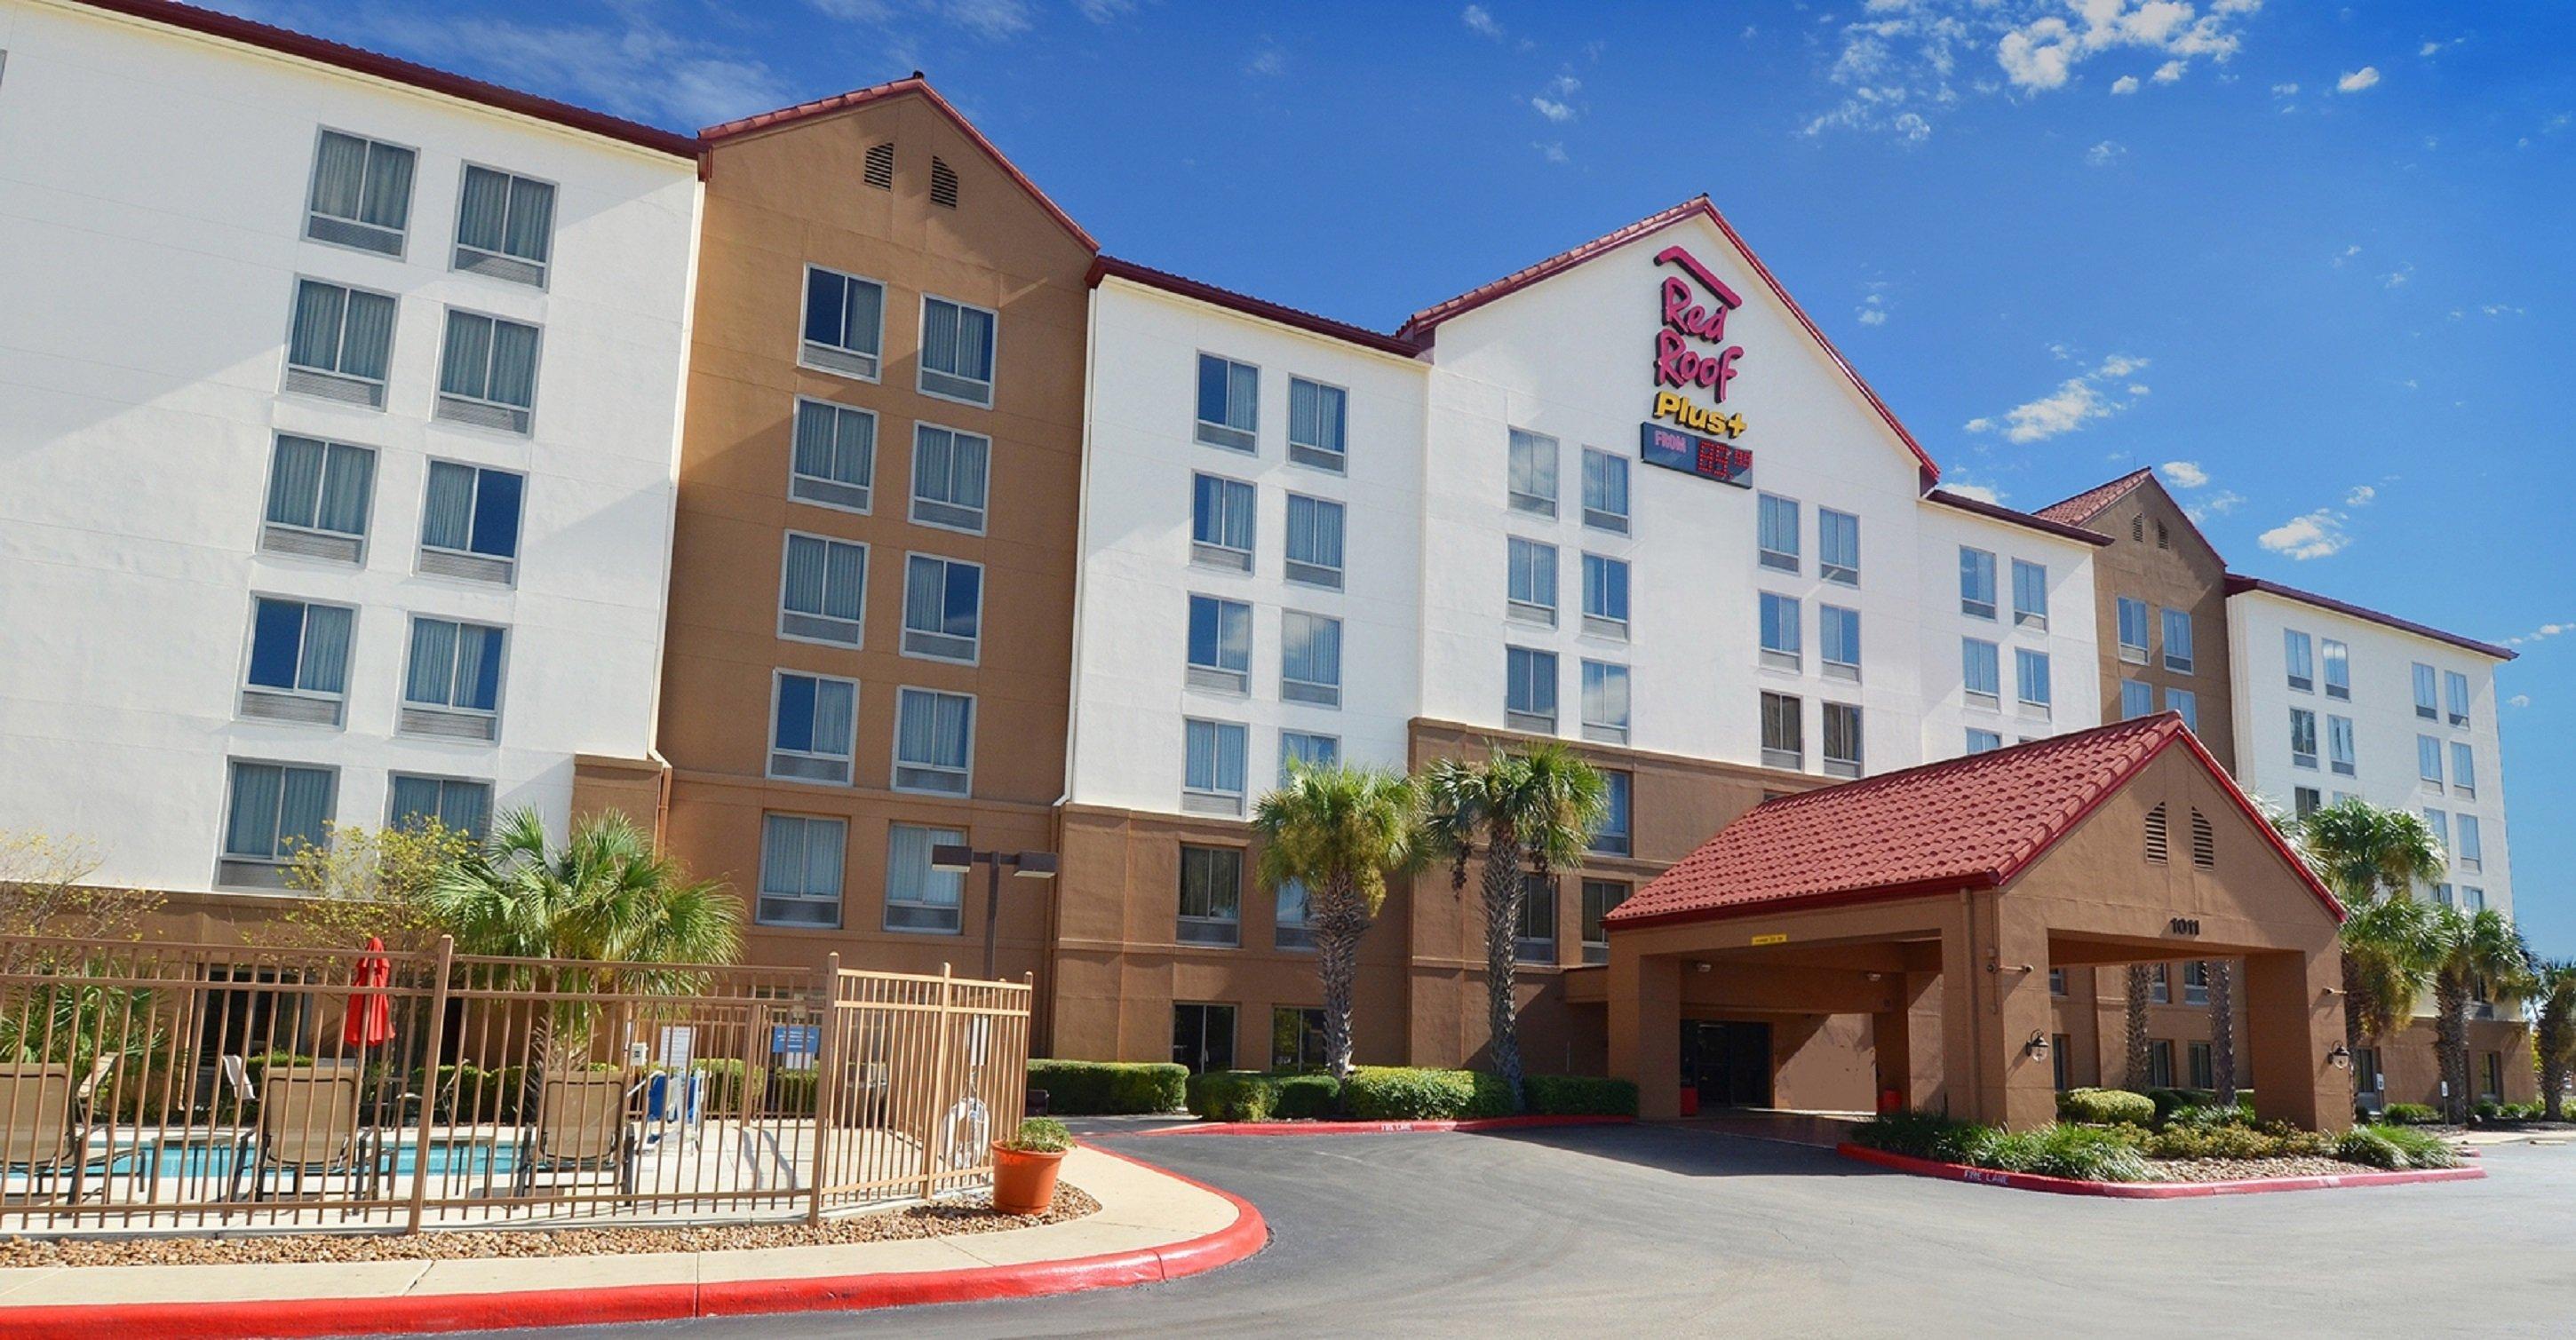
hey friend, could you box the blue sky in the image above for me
[236,0,2572,949]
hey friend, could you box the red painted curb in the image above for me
[1131,1114,1634,1138]
[0,1145,1266,1340]
[1836,1142,2489,1198]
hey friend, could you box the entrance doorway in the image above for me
[1682,1020,1772,1108]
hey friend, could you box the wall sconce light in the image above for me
[2024,1031,2051,1059]
[2327,1043,2352,1071]
[1694,961,1713,973]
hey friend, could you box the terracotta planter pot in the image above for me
[990,1143,1068,1216]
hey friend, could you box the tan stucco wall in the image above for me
[2073,477,2236,769]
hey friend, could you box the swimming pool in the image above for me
[16,1137,527,1183]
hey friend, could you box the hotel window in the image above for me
[1515,874,1557,964]
[2413,663,2439,720]
[885,823,966,934]
[1819,509,1860,585]
[434,309,541,434]
[220,761,336,886]
[1962,638,2000,709]
[801,265,886,380]
[402,616,505,741]
[1271,1008,1327,1069]
[2161,609,2194,673]
[240,597,354,726]
[1176,844,1243,947]
[2445,671,2472,727]
[2452,742,2477,798]
[892,687,974,796]
[2285,630,2315,692]
[2418,734,2445,787]
[2167,687,2198,734]
[1281,611,1342,707]
[767,670,857,785]
[1760,592,1801,671]
[2010,559,2047,630]
[1187,595,1253,693]
[910,424,990,533]
[388,775,490,839]
[2183,961,2210,1007]
[1590,771,1632,857]
[2484,1051,2504,1100]
[2116,597,2150,663]
[2354,1046,2383,1097]
[1506,646,1558,733]
[2188,1041,2214,1090]
[2148,964,2172,1005]
[2288,708,2318,770]
[2053,1035,2073,1092]
[2459,815,2484,873]
[304,129,415,256]
[779,533,867,646]
[1190,473,1256,572]
[2322,639,2350,700]
[1580,881,1628,965]
[1284,495,1345,589]
[2049,968,2067,996]
[1966,729,2003,755]
[1507,537,1559,626]
[1287,377,1348,472]
[452,165,555,286]
[1172,1003,1237,1074]
[756,814,845,929]
[1958,547,1997,620]
[2424,810,2450,868]
[2120,680,2151,721]
[1582,448,1630,534]
[1761,691,1803,770]
[2328,715,2357,776]
[1822,702,1864,780]
[2294,787,2321,819]
[284,278,396,408]
[1582,554,1630,638]
[1581,661,1630,745]
[918,296,997,407]
[2465,887,2487,914]
[1195,354,1259,451]
[1182,719,1248,815]
[1820,605,1859,682]
[2015,648,2052,718]
[416,464,525,590]
[1507,428,1559,516]
[261,435,375,563]
[901,554,983,663]
[1278,730,1339,783]
[1273,881,1315,953]
[790,399,877,513]
[1757,495,1800,573]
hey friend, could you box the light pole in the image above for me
[929,844,1059,979]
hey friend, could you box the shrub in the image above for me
[1851,1111,2003,1166]
[690,1059,763,1112]
[1272,1074,1342,1120]
[1987,1125,2155,1182]
[1027,1060,1189,1115]
[1184,1071,1275,1122]
[999,1116,1072,1154]
[2381,1102,2442,1126]
[1340,1066,1513,1122]
[1522,1074,1638,1117]
[2161,1099,2258,1130]
[2334,1122,2463,1170]
[2143,1121,2332,1162]
[767,1068,820,1116]
[2057,1087,2157,1127]
[2474,1100,2503,1123]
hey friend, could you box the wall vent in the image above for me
[863,141,894,190]
[2157,520,2171,550]
[2145,803,2169,864]
[929,156,958,208]
[2190,809,2215,869]
[2131,514,2144,543]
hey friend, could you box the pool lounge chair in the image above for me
[0,1058,115,1202]
[513,1070,640,1198]
[228,1061,381,1204]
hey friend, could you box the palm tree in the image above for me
[1419,743,1607,1107]
[2281,798,2446,1047]
[2423,905,2529,1123]
[2525,960,2576,1122]
[1253,763,1419,1081]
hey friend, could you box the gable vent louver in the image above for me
[863,141,894,190]
[2145,803,2170,864]
[2190,809,2215,869]
[929,156,959,208]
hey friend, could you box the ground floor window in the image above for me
[1515,873,1557,963]
[2051,1034,2071,1090]
[1272,1006,1326,1072]
[1173,1003,1236,1074]
[2147,963,2171,1004]
[2484,1051,2505,1103]
[1579,880,1627,964]
[2147,1039,2175,1089]
[2354,1046,2383,1098]
[2188,1040,2214,1090]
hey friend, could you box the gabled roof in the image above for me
[2224,575,2516,662]
[2034,467,2157,527]
[1605,714,2342,932]
[74,0,701,158]
[1923,489,2113,547]
[1088,257,1425,358]
[700,75,1098,253]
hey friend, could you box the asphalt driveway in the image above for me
[468,1123,2576,1338]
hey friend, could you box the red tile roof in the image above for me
[1923,489,2112,547]
[76,0,702,158]
[1605,715,2342,931]
[2224,575,2516,662]
[701,76,1099,252]
[1088,257,1426,357]
[2033,467,2155,527]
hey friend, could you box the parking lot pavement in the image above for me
[457,1123,2576,1339]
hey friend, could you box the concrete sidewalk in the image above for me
[0,1146,1263,1338]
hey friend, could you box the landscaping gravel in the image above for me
[0,1183,1100,1269]
[2146,1155,2373,1182]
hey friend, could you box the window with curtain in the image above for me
[757,813,845,928]
[452,165,555,284]
[1581,447,1630,534]
[1581,661,1629,744]
[420,462,525,563]
[223,761,336,864]
[2167,687,2198,733]
[286,279,397,403]
[1819,509,1860,585]
[1757,495,1801,572]
[2419,734,2445,785]
[771,671,857,768]
[910,424,990,532]
[1582,553,1628,636]
[1823,702,1864,779]
[2453,742,2477,797]
[1959,546,1997,619]
[902,555,983,662]
[305,130,414,255]
[1761,690,1803,769]
[388,775,491,838]
[2459,815,2484,871]
[2445,671,2472,726]
[2328,715,2357,775]
[1580,880,1628,962]
[1589,771,1631,856]
[243,597,354,702]
[1966,729,2003,755]
[1182,720,1249,813]
[2162,608,2195,672]
[2285,630,2315,691]
[1279,728,1340,781]
[1196,354,1260,450]
[2413,663,2439,719]
[1284,494,1344,589]
[779,533,867,645]
[1507,429,1557,515]
[1177,844,1243,944]
[2117,597,2150,662]
[1820,605,1860,681]
[436,309,541,431]
[2289,708,2319,768]
[404,617,505,715]
[885,823,966,933]
[1507,537,1557,625]
[2011,559,2047,628]
[2015,648,2052,714]
[801,266,886,379]
[264,435,375,545]
[1187,595,1252,692]
[791,399,877,511]
[1273,885,1315,953]
[1280,611,1342,706]
[918,297,996,406]
[2323,639,2350,699]
[2121,680,2153,720]
[1515,873,1557,963]
[1190,473,1255,570]
[1963,638,2001,703]
[1506,646,1557,732]
[1287,377,1347,470]
[893,687,974,795]
[1759,591,1801,670]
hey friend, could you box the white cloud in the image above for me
[1858,307,1888,326]
[2152,58,2186,83]
[1072,0,1133,20]
[1461,4,1503,39]
[1945,480,2005,504]
[2504,622,2575,647]
[2509,694,2532,709]
[2159,460,2209,488]
[2337,66,2381,93]
[1531,97,1575,122]
[2257,509,2352,560]
[2381,265,2412,289]
[2185,490,2244,521]
[2333,244,2361,266]
[2111,75,2141,94]
[1531,140,1569,164]
[2344,484,2376,507]
[1966,353,2151,445]
[2271,82,2299,95]
[1246,44,1285,76]
[2085,139,2127,166]
[323,8,792,127]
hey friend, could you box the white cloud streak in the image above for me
[1965,353,2153,445]
[2258,509,2352,560]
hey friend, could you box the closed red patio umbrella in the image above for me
[344,936,394,1051]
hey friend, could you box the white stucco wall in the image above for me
[0,0,701,892]
[1912,503,2104,758]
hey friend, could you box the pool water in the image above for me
[43,1138,527,1182]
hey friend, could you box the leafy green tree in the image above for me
[2423,905,2529,1124]
[2280,797,2447,1048]
[279,819,479,951]
[1253,763,1419,1081]
[2524,960,2576,1122]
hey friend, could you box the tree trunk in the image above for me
[2208,959,2238,1106]
[2340,949,2366,1051]
[1481,835,1528,1111]
[2123,964,2153,1090]
[2433,973,2470,1125]
[1311,871,1371,1082]
[2545,1055,2569,1123]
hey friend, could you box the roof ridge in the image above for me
[2032,467,2156,525]
[1395,194,1710,337]
[1749,713,2180,813]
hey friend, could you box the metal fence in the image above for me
[0,935,1030,1235]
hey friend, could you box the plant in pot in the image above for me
[990,1117,1074,1215]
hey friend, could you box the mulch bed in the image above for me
[0,1183,1100,1269]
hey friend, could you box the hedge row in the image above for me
[1027,1059,1189,1114]
[1177,1068,1638,1122]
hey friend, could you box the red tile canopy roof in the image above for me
[1605,714,2342,931]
